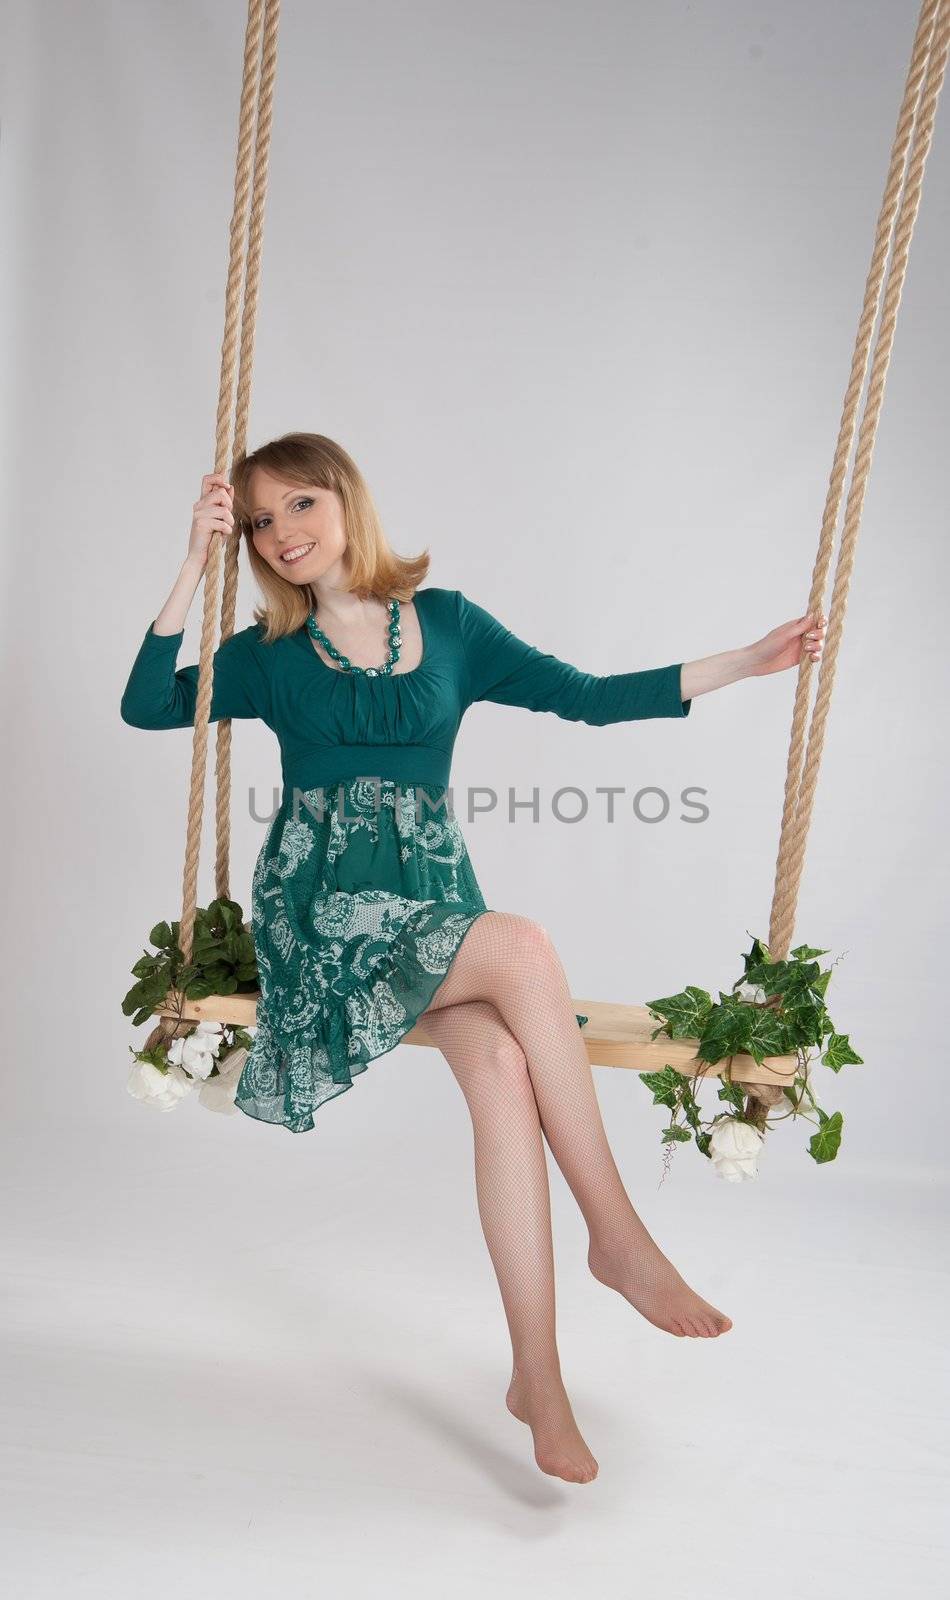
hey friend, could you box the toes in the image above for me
[682,1306,733,1336]
[539,1454,598,1485]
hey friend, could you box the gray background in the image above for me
[2,0,947,1594]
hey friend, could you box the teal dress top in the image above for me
[121,585,692,1133]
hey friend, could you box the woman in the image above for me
[121,430,826,1485]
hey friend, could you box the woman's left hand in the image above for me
[745,611,828,677]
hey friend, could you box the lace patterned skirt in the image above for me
[234,775,587,1134]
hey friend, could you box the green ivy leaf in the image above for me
[737,1004,789,1065]
[741,935,773,973]
[662,1125,692,1144]
[808,1109,843,1163]
[778,996,826,1050]
[695,1000,754,1064]
[717,1077,747,1111]
[638,1066,687,1110]
[745,956,820,1006]
[821,1033,864,1072]
[645,986,713,1041]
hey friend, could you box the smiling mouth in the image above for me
[280,543,315,564]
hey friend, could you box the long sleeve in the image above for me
[454,590,691,723]
[120,619,272,729]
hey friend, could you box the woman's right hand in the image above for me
[187,472,235,569]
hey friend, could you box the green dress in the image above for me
[120,586,692,1132]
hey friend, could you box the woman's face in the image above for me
[247,467,348,585]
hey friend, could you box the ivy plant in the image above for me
[639,935,863,1171]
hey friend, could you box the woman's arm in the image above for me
[680,610,827,700]
[120,555,270,730]
[455,591,692,722]
[152,469,235,634]
[151,552,207,636]
[120,613,271,730]
[455,591,827,721]
[120,470,271,729]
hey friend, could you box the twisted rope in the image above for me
[179,0,281,965]
[766,0,948,964]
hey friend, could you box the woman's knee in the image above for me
[426,911,560,1015]
[480,910,556,969]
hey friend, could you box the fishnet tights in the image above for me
[418,912,732,1483]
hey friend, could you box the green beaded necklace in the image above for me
[305,596,402,676]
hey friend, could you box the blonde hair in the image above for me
[230,431,431,644]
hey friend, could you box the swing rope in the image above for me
[178,0,282,966]
[766,0,949,965]
[173,0,947,1028]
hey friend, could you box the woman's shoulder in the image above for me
[413,586,501,641]
[414,584,480,618]
[219,620,271,652]
[215,619,282,677]
[229,615,307,651]
[413,584,459,608]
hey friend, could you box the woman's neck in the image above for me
[311,586,385,628]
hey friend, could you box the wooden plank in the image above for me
[155,990,800,1088]
[156,990,259,1028]
[407,997,799,1086]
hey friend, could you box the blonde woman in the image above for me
[121,431,826,1485]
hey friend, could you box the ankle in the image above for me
[587,1232,624,1262]
[588,1216,651,1261]
[510,1353,563,1386]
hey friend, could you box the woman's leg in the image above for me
[420,912,732,1339]
[418,998,598,1485]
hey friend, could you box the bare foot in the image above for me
[588,1238,733,1338]
[506,1367,599,1484]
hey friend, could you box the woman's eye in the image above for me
[254,497,313,530]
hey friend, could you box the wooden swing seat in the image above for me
[155,987,800,1088]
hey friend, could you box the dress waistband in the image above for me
[280,744,452,795]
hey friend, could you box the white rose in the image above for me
[708,1114,764,1181]
[166,1020,226,1081]
[198,1045,249,1115]
[127,1058,194,1111]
